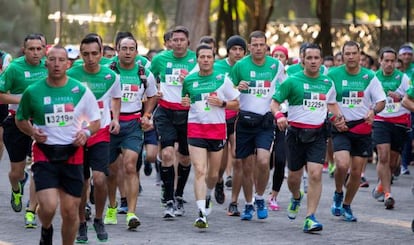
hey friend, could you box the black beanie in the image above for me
[226,35,247,53]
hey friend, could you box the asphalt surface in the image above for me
[1,152,414,245]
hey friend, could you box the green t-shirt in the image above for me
[0,56,47,112]
[67,65,118,100]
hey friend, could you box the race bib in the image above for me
[342,91,363,108]
[303,100,326,112]
[44,103,74,127]
[121,84,139,103]
[165,68,185,86]
[384,96,401,113]
[194,92,213,112]
[248,80,271,98]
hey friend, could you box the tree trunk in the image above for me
[315,0,333,56]
[175,0,211,50]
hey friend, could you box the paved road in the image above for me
[0,152,414,244]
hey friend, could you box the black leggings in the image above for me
[269,128,287,192]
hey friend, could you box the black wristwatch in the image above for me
[221,101,227,108]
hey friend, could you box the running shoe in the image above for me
[214,181,225,204]
[104,204,118,225]
[384,193,395,210]
[342,205,357,222]
[24,210,37,228]
[371,187,384,202]
[126,213,141,230]
[144,161,152,176]
[240,204,255,221]
[359,176,369,188]
[303,214,323,233]
[331,191,344,216]
[75,222,88,244]
[174,196,185,216]
[227,202,240,216]
[205,195,212,216]
[255,198,268,219]
[10,184,23,212]
[93,218,108,242]
[401,167,410,175]
[225,176,232,188]
[163,200,175,219]
[118,198,128,214]
[194,210,208,229]
[268,196,280,211]
[287,191,303,220]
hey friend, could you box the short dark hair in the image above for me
[196,44,213,58]
[103,45,115,53]
[199,36,215,45]
[172,26,189,38]
[115,31,134,48]
[47,45,68,58]
[33,33,47,45]
[80,34,102,52]
[323,55,334,62]
[23,33,42,48]
[117,36,138,50]
[248,30,266,43]
[163,30,172,42]
[379,47,397,59]
[302,43,322,58]
[342,41,360,53]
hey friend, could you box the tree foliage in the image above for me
[0,0,40,55]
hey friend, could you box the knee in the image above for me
[194,167,206,179]
[92,172,107,187]
[61,207,78,223]
[161,149,174,163]
[124,162,137,175]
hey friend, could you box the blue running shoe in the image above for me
[331,191,344,216]
[287,191,303,220]
[342,205,357,222]
[240,204,255,221]
[118,198,128,214]
[303,214,323,233]
[255,199,268,219]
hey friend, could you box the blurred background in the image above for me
[0,0,413,59]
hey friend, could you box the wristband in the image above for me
[274,111,285,120]
[221,101,227,108]
[83,129,91,138]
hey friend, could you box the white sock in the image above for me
[196,200,206,214]
[206,188,213,197]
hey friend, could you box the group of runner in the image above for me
[1,25,414,244]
